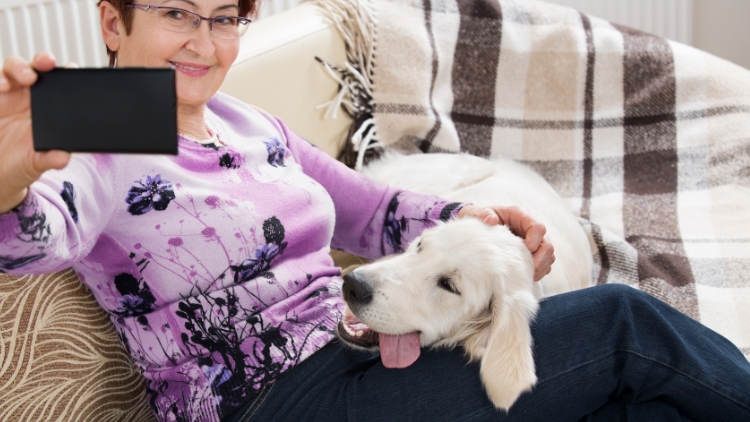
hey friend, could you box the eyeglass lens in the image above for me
[154,8,249,38]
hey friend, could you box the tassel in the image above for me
[306,0,380,168]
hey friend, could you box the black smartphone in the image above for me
[30,68,178,154]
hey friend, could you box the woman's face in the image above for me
[114,0,241,108]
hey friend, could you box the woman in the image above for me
[0,1,748,421]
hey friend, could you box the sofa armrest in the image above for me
[220,3,351,158]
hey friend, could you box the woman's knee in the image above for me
[588,283,654,311]
[547,283,649,312]
[591,282,640,297]
[539,284,658,331]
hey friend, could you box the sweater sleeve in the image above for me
[0,154,115,274]
[277,119,465,260]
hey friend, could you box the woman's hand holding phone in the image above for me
[0,53,71,214]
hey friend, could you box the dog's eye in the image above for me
[416,241,422,253]
[437,275,460,295]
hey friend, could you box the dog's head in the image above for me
[338,218,539,409]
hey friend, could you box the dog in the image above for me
[336,152,593,410]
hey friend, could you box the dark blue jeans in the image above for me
[225,284,750,421]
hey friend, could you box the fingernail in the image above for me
[21,67,34,76]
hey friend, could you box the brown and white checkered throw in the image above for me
[310,0,750,358]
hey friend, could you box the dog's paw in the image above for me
[482,369,536,411]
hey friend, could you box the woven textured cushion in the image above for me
[0,270,154,421]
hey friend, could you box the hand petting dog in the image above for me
[457,204,555,281]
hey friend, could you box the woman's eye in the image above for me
[164,10,185,19]
[214,16,237,26]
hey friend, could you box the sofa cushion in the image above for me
[0,270,154,421]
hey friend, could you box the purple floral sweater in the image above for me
[0,92,463,421]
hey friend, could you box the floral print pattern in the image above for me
[383,193,408,253]
[220,149,244,169]
[17,202,51,243]
[231,217,288,283]
[113,273,156,318]
[110,208,341,420]
[439,203,463,222]
[126,175,176,216]
[168,283,338,419]
[60,181,79,223]
[231,243,280,284]
[263,138,286,167]
[0,253,46,272]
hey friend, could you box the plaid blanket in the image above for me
[310,0,750,358]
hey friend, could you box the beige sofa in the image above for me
[0,5,349,421]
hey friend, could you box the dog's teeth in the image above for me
[356,330,363,337]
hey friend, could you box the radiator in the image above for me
[259,0,300,19]
[0,0,106,67]
[542,0,693,45]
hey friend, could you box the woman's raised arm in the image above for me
[0,53,71,213]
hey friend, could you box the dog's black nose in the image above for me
[342,272,373,305]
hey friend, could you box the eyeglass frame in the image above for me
[125,3,252,38]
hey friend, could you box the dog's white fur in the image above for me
[343,152,593,410]
[362,152,592,296]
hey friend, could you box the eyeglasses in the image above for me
[125,3,252,39]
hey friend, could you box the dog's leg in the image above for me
[480,291,539,411]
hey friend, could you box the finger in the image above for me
[0,71,9,92]
[476,208,500,225]
[458,204,504,226]
[0,81,32,115]
[2,55,37,88]
[34,150,72,173]
[30,52,57,73]
[523,224,545,253]
[493,206,547,250]
[64,61,80,69]
[477,207,499,225]
[532,236,555,281]
[458,204,484,221]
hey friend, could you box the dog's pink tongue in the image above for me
[379,333,421,368]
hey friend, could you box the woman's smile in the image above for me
[169,61,211,77]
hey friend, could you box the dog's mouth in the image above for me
[338,308,422,369]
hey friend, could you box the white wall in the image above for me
[0,0,107,67]
[540,0,694,45]
[692,0,750,70]
[541,0,750,70]
[258,0,300,19]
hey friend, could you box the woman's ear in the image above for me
[100,1,122,53]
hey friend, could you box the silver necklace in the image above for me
[178,130,220,145]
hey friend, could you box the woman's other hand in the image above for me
[457,204,555,281]
[0,53,71,213]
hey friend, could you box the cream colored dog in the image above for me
[337,152,593,411]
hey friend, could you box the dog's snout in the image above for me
[342,272,373,305]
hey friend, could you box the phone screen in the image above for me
[30,68,178,154]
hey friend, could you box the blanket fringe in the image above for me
[305,0,381,169]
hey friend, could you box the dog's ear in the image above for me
[479,289,539,411]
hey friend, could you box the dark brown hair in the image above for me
[97,0,259,66]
